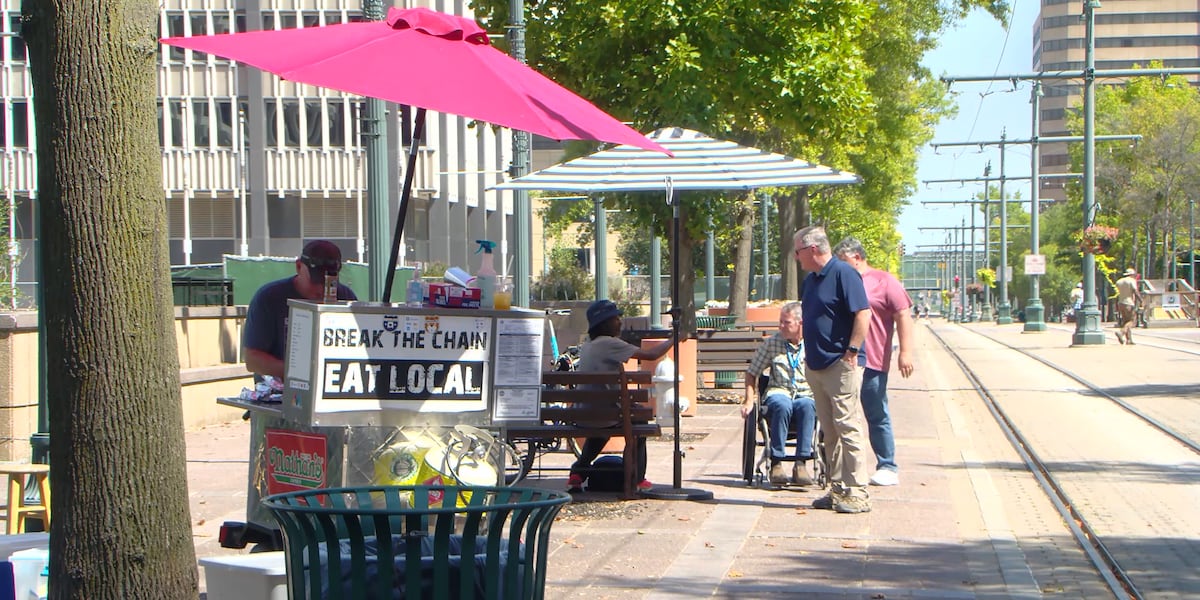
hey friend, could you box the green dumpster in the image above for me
[263,485,569,600]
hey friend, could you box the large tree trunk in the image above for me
[778,188,813,299]
[24,2,199,598]
[729,192,755,318]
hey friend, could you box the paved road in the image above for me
[185,320,1197,598]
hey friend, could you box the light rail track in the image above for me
[964,326,1200,455]
[929,325,1200,600]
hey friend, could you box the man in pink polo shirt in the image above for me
[833,237,915,487]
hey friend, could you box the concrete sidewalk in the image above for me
[185,322,1108,598]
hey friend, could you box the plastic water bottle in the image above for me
[406,269,424,307]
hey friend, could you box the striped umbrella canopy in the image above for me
[492,127,861,193]
[493,128,860,497]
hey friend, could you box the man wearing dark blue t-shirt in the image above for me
[242,240,357,379]
[794,225,872,514]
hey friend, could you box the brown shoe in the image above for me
[792,462,815,487]
[834,495,872,514]
[769,462,789,485]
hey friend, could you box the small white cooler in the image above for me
[199,552,287,600]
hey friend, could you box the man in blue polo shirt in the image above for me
[793,225,872,513]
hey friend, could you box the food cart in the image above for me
[218,300,544,549]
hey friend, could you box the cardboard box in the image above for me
[428,283,481,308]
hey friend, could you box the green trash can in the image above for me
[263,485,570,600]
[696,315,737,331]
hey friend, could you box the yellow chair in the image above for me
[0,463,50,534]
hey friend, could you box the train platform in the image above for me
[184,318,1194,598]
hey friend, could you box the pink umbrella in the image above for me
[163,7,666,300]
[161,7,666,154]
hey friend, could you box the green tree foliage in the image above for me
[0,199,15,308]
[474,0,1008,317]
[532,246,593,300]
[1066,66,1200,278]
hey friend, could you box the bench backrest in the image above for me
[539,370,653,422]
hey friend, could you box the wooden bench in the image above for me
[694,329,767,390]
[506,370,660,498]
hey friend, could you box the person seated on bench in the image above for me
[568,299,675,493]
[742,301,817,486]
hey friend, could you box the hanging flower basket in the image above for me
[1076,225,1118,255]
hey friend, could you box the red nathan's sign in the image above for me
[265,429,327,494]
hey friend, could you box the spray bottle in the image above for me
[474,240,497,309]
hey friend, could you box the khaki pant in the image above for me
[805,359,869,498]
[1117,303,1136,343]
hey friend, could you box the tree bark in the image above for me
[777,188,812,299]
[729,192,755,319]
[23,2,199,598]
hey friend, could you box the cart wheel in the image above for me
[504,439,534,485]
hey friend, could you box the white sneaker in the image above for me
[869,469,898,486]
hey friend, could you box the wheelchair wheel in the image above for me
[812,429,829,489]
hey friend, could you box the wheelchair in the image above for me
[741,374,827,489]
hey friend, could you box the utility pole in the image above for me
[363,0,390,300]
[1075,0,1104,345]
[998,133,1012,323]
[1026,82,1046,331]
[937,1,1200,344]
[928,131,1137,328]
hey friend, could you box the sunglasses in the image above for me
[302,255,342,276]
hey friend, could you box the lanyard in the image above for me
[785,343,802,387]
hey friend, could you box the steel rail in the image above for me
[929,326,1141,600]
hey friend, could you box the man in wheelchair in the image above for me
[741,301,817,486]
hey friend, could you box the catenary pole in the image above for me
[1025,82,1047,331]
[363,0,390,301]
[935,2,1200,343]
[1074,0,1105,344]
[509,0,531,307]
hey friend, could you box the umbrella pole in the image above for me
[381,107,427,302]
[641,184,713,502]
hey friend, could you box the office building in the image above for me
[1,0,516,306]
[1033,0,1200,200]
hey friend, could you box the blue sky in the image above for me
[899,0,1042,252]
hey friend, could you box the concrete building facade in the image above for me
[1034,0,1200,200]
[1,0,518,306]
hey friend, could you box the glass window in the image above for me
[282,100,301,147]
[263,100,278,147]
[305,100,323,146]
[190,14,210,60]
[216,101,234,147]
[11,101,28,148]
[9,16,26,62]
[212,14,231,35]
[327,101,346,147]
[165,14,185,61]
[168,99,184,148]
[193,100,210,147]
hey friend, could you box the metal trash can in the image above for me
[695,315,737,331]
[263,485,570,600]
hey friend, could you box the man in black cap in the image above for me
[243,240,357,379]
[567,299,674,493]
